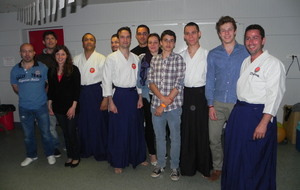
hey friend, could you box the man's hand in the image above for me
[161,96,173,106]
[253,123,268,140]
[252,113,273,140]
[109,101,118,113]
[100,97,109,111]
[209,107,218,120]
[154,106,164,116]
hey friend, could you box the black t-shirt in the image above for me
[131,46,148,56]
[35,52,56,69]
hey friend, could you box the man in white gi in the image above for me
[179,22,212,178]
[221,24,286,190]
[103,27,146,174]
[73,33,108,161]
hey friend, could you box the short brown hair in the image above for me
[216,16,237,33]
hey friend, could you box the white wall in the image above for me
[1,0,300,122]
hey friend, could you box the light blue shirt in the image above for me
[10,61,48,109]
[205,42,249,106]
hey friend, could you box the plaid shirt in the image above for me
[148,52,186,112]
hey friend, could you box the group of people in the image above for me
[10,15,286,189]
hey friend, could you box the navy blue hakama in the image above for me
[78,83,108,161]
[108,87,146,168]
[221,100,277,190]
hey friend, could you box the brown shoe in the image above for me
[209,170,222,181]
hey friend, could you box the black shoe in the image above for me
[151,167,165,178]
[71,159,80,168]
[64,161,72,167]
[54,149,61,158]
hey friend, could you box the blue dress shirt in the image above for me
[205,42,249,106]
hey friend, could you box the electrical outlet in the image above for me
[286,54,299,59]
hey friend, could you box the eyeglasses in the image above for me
[137,32,148,36]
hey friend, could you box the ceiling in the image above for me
[0,0,143,13]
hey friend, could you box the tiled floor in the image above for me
[0,124,299,190]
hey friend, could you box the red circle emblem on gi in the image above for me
[132,63,136,69]
[90,68,95,73]
[255,67,260,72]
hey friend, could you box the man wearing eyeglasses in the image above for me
[131,24,150,56]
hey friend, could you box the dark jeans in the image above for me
[142,97,156,155]
[55,114,80,160]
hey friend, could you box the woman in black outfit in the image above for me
[137,33,162,166]
[48,45,81,167]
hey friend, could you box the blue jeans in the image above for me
[19,104,54,158]
[49,114,60,149]
[152,107,182,169]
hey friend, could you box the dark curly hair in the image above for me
[52,45,74,77]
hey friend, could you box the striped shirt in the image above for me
[148,52,186,112]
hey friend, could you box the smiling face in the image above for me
[111,36,119,52]
[245,29,265,60]
[82,34,96,52]
[218,22,237,45]
[55,49,67,65]
[136,27,149,47]
[43,34,57,50]
[118,30,131,50]
[147,36,160,55]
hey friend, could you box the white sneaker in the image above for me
[47,155,56,165]
[21,157,38,167]
[170,168,180,181]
